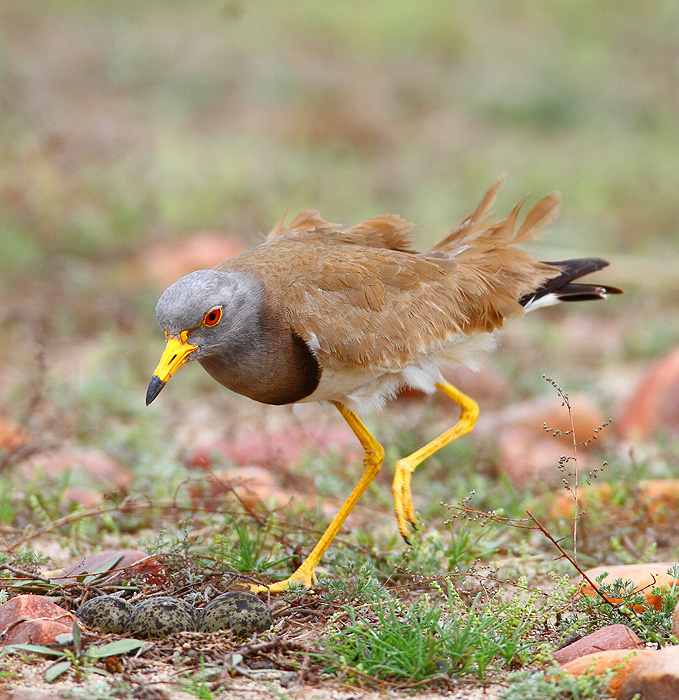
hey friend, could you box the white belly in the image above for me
[301,330,500,414]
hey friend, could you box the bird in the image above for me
[146,177,621,593]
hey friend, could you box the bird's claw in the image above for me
[393,460,418,541]
[251,567,318,595]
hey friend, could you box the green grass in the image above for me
[208,516,294,576]
[177,657,217,700]
[318,579,565,685]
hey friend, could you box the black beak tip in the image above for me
[146,375,166,406]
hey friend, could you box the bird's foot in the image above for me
[251,566,318,595]
[392,460,418,541]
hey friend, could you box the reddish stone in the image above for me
[553,624,643,664]
[617,347,679,440]
[0,595,73,646]
[549,481,614,520]
[496,431,568,484]
[396,364,510,403]
[619,645,679,700]
[560,648,655,696]
[61,485,103,508]
[638,479,679,522]
[488,394,607,484]
[493,393,608,449]
[0,417,28,452]
[132,232,247,288]
[188,426,361,470]
[187,464,375,523]
[550,479,679,523]
[187,464,277,507]
[186,463,314,512]
[539,393,608,445]
[578,563,678,611]
[58,549,167,586]
[19,448,132,490]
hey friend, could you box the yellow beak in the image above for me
[146,332,197,405]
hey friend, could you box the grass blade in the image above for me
[87,639,147,658]
[45,659,72,682]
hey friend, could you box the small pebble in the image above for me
[128,596,197,639]
[198,592,272,637]
[76,596,134,634]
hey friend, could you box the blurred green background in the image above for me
[0,0,677,451]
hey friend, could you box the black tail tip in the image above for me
[556,283,623,302]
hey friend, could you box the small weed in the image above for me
[0,653,17,683]
[326,515,502,586]
[565,564,679,646]
[609,533,658,565]
[0,477,19,524]
[319,580,551,685]
[438,584,550,678]
[321,594,444,684]
[209,515,294,575]
[139,527,194,558]
[1,618,145,682]
[320,561,390,604]
[177,656,218,699]
[3,549,50,570]
[499,664,613,700]
[431,520,502,573]
[0,552,57,596]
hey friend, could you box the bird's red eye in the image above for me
[202,308,222,327]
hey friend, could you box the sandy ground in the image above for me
[1,666,505,700]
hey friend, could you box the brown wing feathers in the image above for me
[421,179,562,332]
[269,210,414,252]
[248,180,608,370]
[267,210,339,239]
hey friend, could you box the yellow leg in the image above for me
[392,381,479,541]
[252,402,384,594]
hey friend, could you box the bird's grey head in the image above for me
[146,269,263,405]
[155,269,262,357]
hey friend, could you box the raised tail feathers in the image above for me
[520,258,623,311]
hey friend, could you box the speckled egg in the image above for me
[76,596,134,634]
[198,592,273,637]
[128,596,197,639]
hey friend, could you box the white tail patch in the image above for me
[522,293,562,312]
